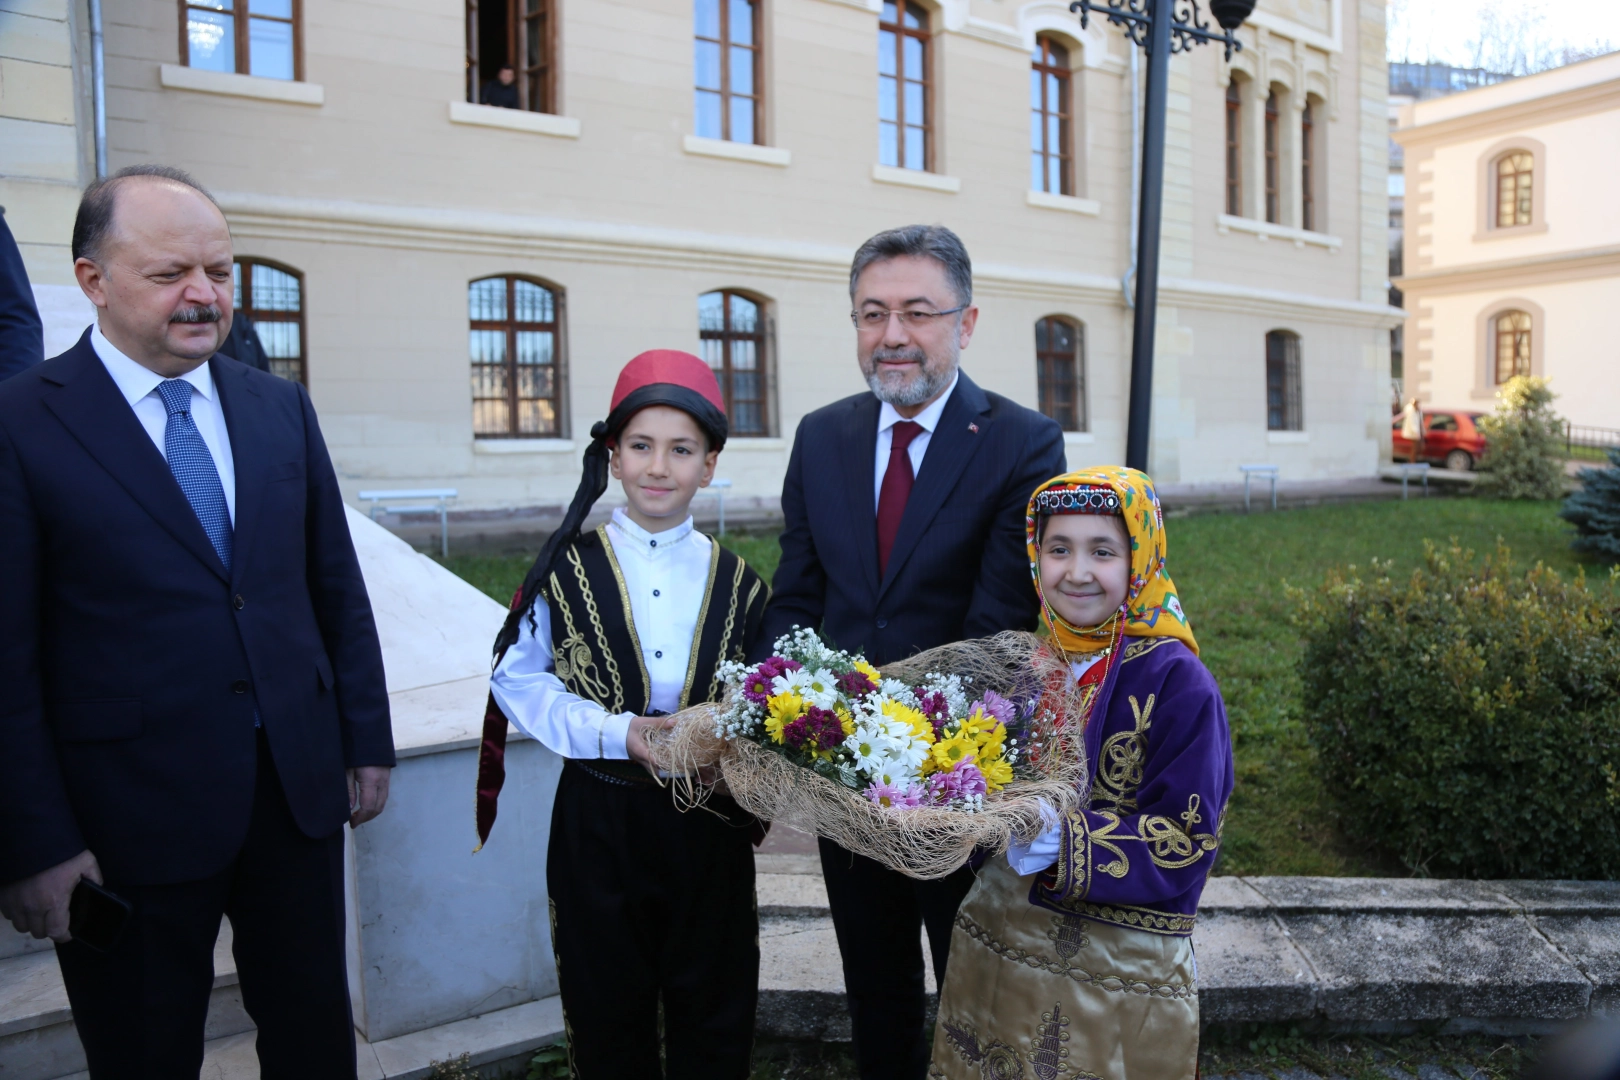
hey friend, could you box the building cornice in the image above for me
[1396,244,1620,296]
[215,193,1403,326]
[1394,80,1620,147]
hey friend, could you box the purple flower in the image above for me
[917,690,951,736]
[785,706,845,752]
[927,760,988,803]
[781,715,811,749]
[836,670,877,698]
[865,780,927,809]
[973,691,1015,726]
[742,665,776,704]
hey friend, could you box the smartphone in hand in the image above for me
[68,879,132,953]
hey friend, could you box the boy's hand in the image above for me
[627,714,676,773]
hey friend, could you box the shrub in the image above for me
[1474,376,1567,500]
[425,1054,480,1080]
[1293,541,1620,879]
[1561,447,1620,563]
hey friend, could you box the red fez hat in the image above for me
[611,350,726,415]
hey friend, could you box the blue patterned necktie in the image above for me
[156,379,233,572]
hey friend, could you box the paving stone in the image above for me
[1200,876,1273,914]
[1193,912,1318,1024]
[757,872,829,918]
[1284,912,1591,1023]
[1532,914,1620,1011]
[758,915,850,1041]
[1247,877,1520,915]
[756,853,822,877]
[1499,881,1620,916]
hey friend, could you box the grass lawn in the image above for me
[439,497,1613,877]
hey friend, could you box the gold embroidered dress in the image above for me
[929,468,1234,1080]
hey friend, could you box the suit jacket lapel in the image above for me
[877,373,992,600]
[213,358,265,585]
[840,395,882,600]
[40,336,231,583]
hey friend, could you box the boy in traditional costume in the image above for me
[929,466,1234,1080]
[474,351,770,1079]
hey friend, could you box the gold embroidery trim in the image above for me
[954,912,1196,997]
[548,566,613,710]
[1122,637,1174,663]
[596,526,650,713]
[1092,693,1154,815]
[678,539,724,709]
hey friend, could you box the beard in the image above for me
[863,346,957,408]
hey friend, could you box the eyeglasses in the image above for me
[850,306,968,331]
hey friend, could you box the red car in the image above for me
[1391,410,1488,472]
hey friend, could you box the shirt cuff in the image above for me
[1006,799,1062,876]
[598,711,636,760]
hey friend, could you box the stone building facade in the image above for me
[4,0,1397,514]
[1394,52,1620,430]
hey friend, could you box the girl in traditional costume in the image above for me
[473,351,771,1079]
[929,466,1233,1080]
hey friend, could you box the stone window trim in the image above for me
[1225,79,1242,217]
[1030,34,1076,197]
[180,0,302,82]
[1474,136,1549,241]
[1471,297,1546,400]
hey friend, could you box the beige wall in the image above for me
[31,0,1394,510]
[1396,53,1620,428]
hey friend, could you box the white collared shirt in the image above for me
[872,370,959,512]
[489,508,713,760]
[91,325,237,523]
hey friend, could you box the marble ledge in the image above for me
[388,674,524,760]
[158,63,324,105]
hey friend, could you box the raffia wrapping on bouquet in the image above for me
[647,631,1091,880]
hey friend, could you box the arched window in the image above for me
[1301,100,1316,232]
[469,276,564,438]
[1495,151,1533,228]
[1265,330,1302,431]
[233,258,306,385]
[1264,89,1280,224]
[1224,81,1242,216]
[1494,310,1532,384]
[878,1,931,171]
[1035,316,1084,433]
[699,290,770,437]
[694,0,761,143]
[1030,36,1073,195]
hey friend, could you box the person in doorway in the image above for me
[759,224,1066,1079]
[482,64,520,109]
[477,350,771,1079]
[930,466,1233,1080]
[0,165,394,1079]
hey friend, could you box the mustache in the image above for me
[170,305,222,324]
[871,347,928,365]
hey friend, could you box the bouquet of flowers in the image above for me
[651,629,1090,879]
[715,628,1020,813]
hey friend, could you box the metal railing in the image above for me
[1566,423,1620,463]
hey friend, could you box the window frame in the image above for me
[1473,137,1548,240]
[699,289,774,438]
[878,0,933,172]
[1030,35,1074,196]
[1035,315,1085,433]
[1224,80,1242,217]
[468,275,568,440]
[232,257,307,386]
[1494,151,1533,230]
[181,0,303,81]
[1492,309,1533,385]
[694,0,763,145]
[1263,89,1280,224]
[464,0,557,114]
[1301,99,1315,232]
[1265,329,1303,432]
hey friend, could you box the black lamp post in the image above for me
[1071,0,1257,471]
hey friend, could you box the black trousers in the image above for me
[819,837,977,1080]
[56,731,354,1080]
[547,761,759,1079]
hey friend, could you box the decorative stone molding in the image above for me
[158,64,324,105]
[1217,213,1343,252]
[682,135,791,167]
[1473,135,1549,242]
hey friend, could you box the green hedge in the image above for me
[1293,541,1620,879]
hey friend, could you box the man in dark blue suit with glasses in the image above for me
[0,166,394,1079]
[760,225,1066,1080]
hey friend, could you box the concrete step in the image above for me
[0,922,250,1080]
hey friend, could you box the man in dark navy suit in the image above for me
[0,207,44,380]
[761,225,1065,1079]
[0,166,394,1079]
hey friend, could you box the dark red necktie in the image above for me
[877,420,924,576]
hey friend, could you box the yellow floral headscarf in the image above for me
[1025,466,1198,658]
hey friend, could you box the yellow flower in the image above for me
[854,659,881,682]
[980,755,1013,792]
[880,699,934,744]
[765,693,804,744]
[929,734,978,773]
[836,707,855,737]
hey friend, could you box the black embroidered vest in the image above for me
[543,526,769,717]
